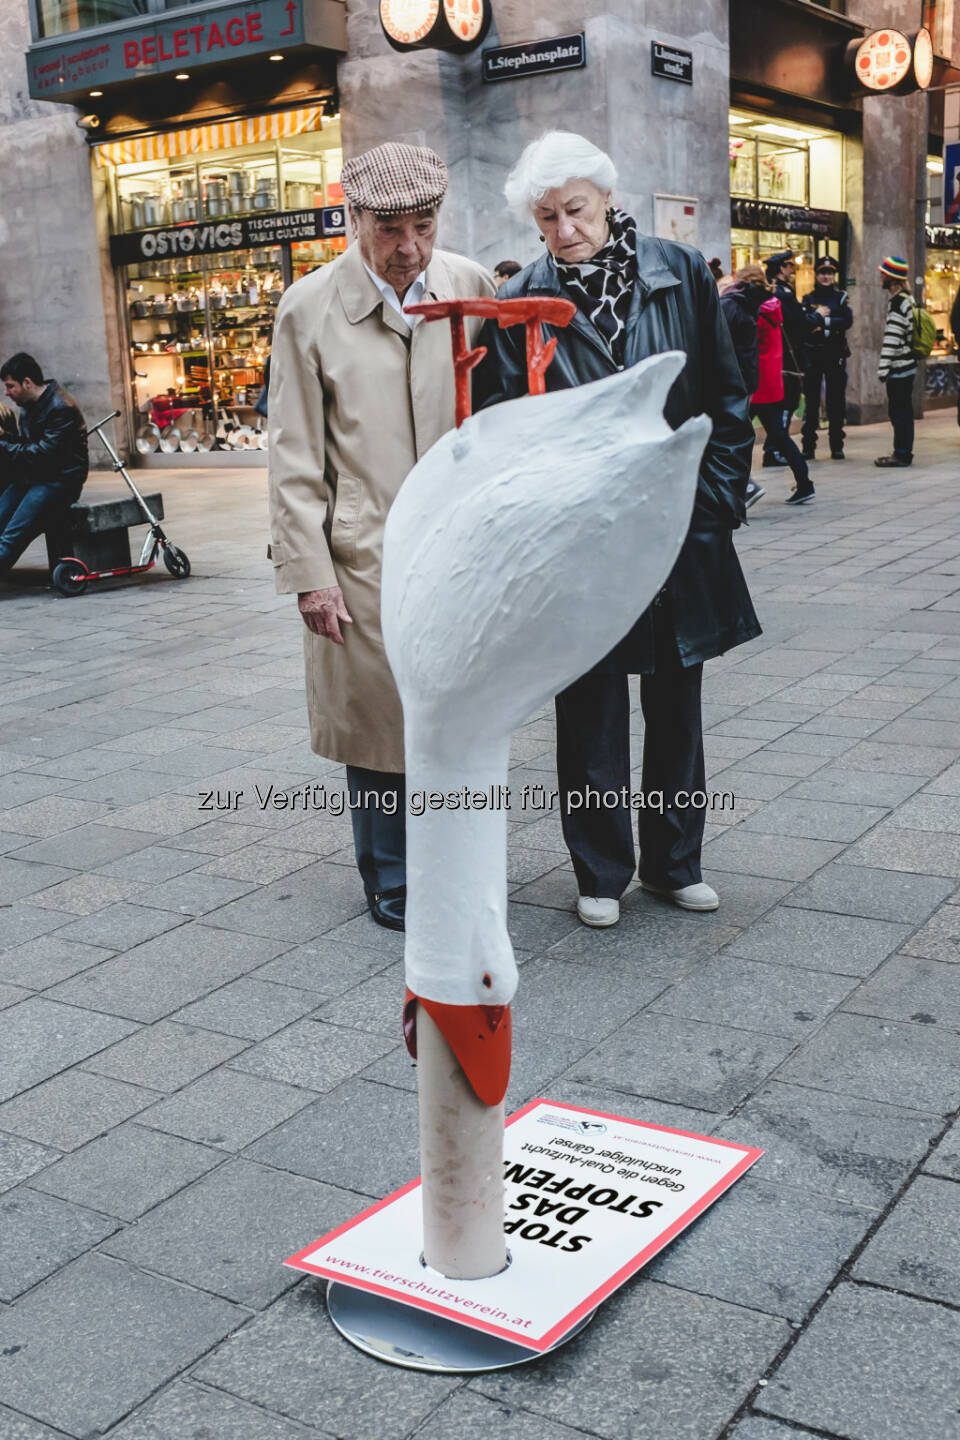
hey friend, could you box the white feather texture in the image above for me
[381,352,711,1008]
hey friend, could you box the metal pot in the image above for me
[252,180,277,211]
[266,288,283,305]
[196,429,216,452]
[180,430,200,453]
[208,292,229,310]
[159,424,181,453]
[129,298,150,319]
[284,182,313,210]
[152,297,172,316]
[141,195,168,227]
[229,425,255,449]
[136,423,161,454]
[171,198,199,223]
[174,293,194,313]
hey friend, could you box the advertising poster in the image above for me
[945,142,960,226]
[286,1099,762,1352]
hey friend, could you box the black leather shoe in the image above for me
[367,885,406,931]
[830,450,845,460]
[875,455,912,467]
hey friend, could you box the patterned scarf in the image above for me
[555,208,637,365]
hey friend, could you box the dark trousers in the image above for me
[886,376,915,460]
[345,765,405,896]
[0,483,70,573]
[752,403,809,488]
[555,642,706,900]
[762,372,802,459]
[802,359,847,454]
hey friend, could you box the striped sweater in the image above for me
[878,291,916,381]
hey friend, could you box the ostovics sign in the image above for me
[109,207,346,266]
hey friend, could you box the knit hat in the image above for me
[764,249,793,280]
[878,255,909,281]
[340,142,448,215]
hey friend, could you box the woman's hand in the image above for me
[298,587,353,644]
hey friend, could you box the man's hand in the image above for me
[815,305,830,318]
[298,587,353,644]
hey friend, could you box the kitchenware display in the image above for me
[180,429,200,453]
[174,292,193,313]
[230,425,255,449]
[252,178,277,211]
[152,296,173,315]
[196,428,216,451]
[284,181,313,210]
[209,290,229,310]
[136,422,161,454]
[267,286,283,304]
[159,424,182,453]
[141,195,168,227]
[129,298,150,319]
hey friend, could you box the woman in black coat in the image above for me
[473,131,761,925]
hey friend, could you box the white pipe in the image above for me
[417,1005,507,1280]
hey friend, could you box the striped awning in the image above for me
[95,105,325,167]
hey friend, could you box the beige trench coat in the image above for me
[268,242,496,771]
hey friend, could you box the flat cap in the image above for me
[340,142,448,215]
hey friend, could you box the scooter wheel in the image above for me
[52,560,89,596]
[163,544,191,579]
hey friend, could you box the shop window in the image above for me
[927,155,944,226]
[36,0,148,39]
[729,110,844,213]
[925,0,956,58]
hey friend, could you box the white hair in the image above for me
[504,131,617,218]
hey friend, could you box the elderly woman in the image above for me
[473,131,760,926]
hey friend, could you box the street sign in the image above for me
[482,33,586,83]
[651,41,693,85]
[286,1098,762,1352]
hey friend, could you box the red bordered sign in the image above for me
[379,0,491,52]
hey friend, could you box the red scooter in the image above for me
[53,410,191,596]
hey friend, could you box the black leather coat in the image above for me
[0,380,88,500]
[472,235,761,672]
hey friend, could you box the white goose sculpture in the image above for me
[381,335,711,1281]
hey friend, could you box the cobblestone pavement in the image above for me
[0,411,959,1440]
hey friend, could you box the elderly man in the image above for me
[268,142,495,931]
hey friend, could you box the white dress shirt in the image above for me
[363,262,426,329]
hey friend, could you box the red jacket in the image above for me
[752,297,785,405]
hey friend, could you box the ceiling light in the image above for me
[927,159,944,173]
[269,53,284,61]
[175,71,190,81]
[89,89,103,97]
[751,123,817,141]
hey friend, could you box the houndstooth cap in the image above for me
[340,142,448,215]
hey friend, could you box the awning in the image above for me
[95,104,325,167]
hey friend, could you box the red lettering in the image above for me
[207,22,225,50]
[173,29,188,56]
[141,35,157,63]
[157,34,174,61]
[246,13,263,42]
[123,39,140,67]
[225,18,244,44]
[280,0,296,36]
[190,24,205,53]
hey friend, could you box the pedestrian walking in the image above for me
[493,259,522,288]
[0,353,88,575]
[801,256,852,460]
[951,279,960,430]
[709,257,726,285]
[267,142,495,931]
[762,250,822,469]
[720,262,771,508]
[474,130,761,926]
[875,255,916,468]
[752,295,814,505]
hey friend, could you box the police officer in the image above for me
[801,256,853,461]
[762,250,821,468]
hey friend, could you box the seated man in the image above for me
[0,353,88,575]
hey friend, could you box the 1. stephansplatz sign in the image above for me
[285,1099,762,1351]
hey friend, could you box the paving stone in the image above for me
[0,1252,244,1437]
[729,1420,824,1440]
[728,907,912,977]
[506,900,581,951]
[778,1012,960,1112]
[507,954,671,1041]
[545,905,739,966]
[901,902,960,962]
[315,970,406,1036]
[416,1391,591,1440]
[138,1067,315,1151]
[884,792,960,833]
[845,953,960,1029]
[30,1120,222,1219]
[565,1013,795,1113]
[171,818,276,854]
[739,797,888,842]
[0,904,70,948]
[842,824,960,878]
[108,1381,326,1440]
[52,902,187,951]
[7,823,157,869]
[230,1018,395,1093]
[0,859,74,905]
[200,845,317,883]
[63,769,182,805]
[833,740,957,776]
[0,1186,118,1300]
[785,862,955,923]
[2,795,112,839]
[102,1158,359,1307]
[757,1283,960,1440]
[98,843,213,881]
[0,1406,64,1439]
[700,829,844,881]
[925,1115,960,1181]
[703,767,800,802]
[246,1077,418,1195]
[0,1133,60,1195]
[193,1282,459,1436]
[852,1174,960,1305]
[252,937,393,996]
[645,1175,874,1320]
[471,1281,789,1440]
[202,862,366,942]
[172,976,320,1038]
[0,997,137,1103]
[134,872,257,915]
[788,768,926,807]
[84,1021,249,1091]
[48,924,286,1022]
[0,1070,159,1151]
[698,872,794,928]
[28,872,142,915]
[650,953,858,1038]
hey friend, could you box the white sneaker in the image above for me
[641,880,719,912]
[577,896,620,928]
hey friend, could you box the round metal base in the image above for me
[326,1282,595,1373]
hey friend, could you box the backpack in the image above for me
[910,299,937,358]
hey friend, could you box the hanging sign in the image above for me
[109,206,345,266]
[651,42,693,85]
[482,32,586,82]
[845,27,933,95]
[285,1098,761,1352]
[379,0,491,52]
